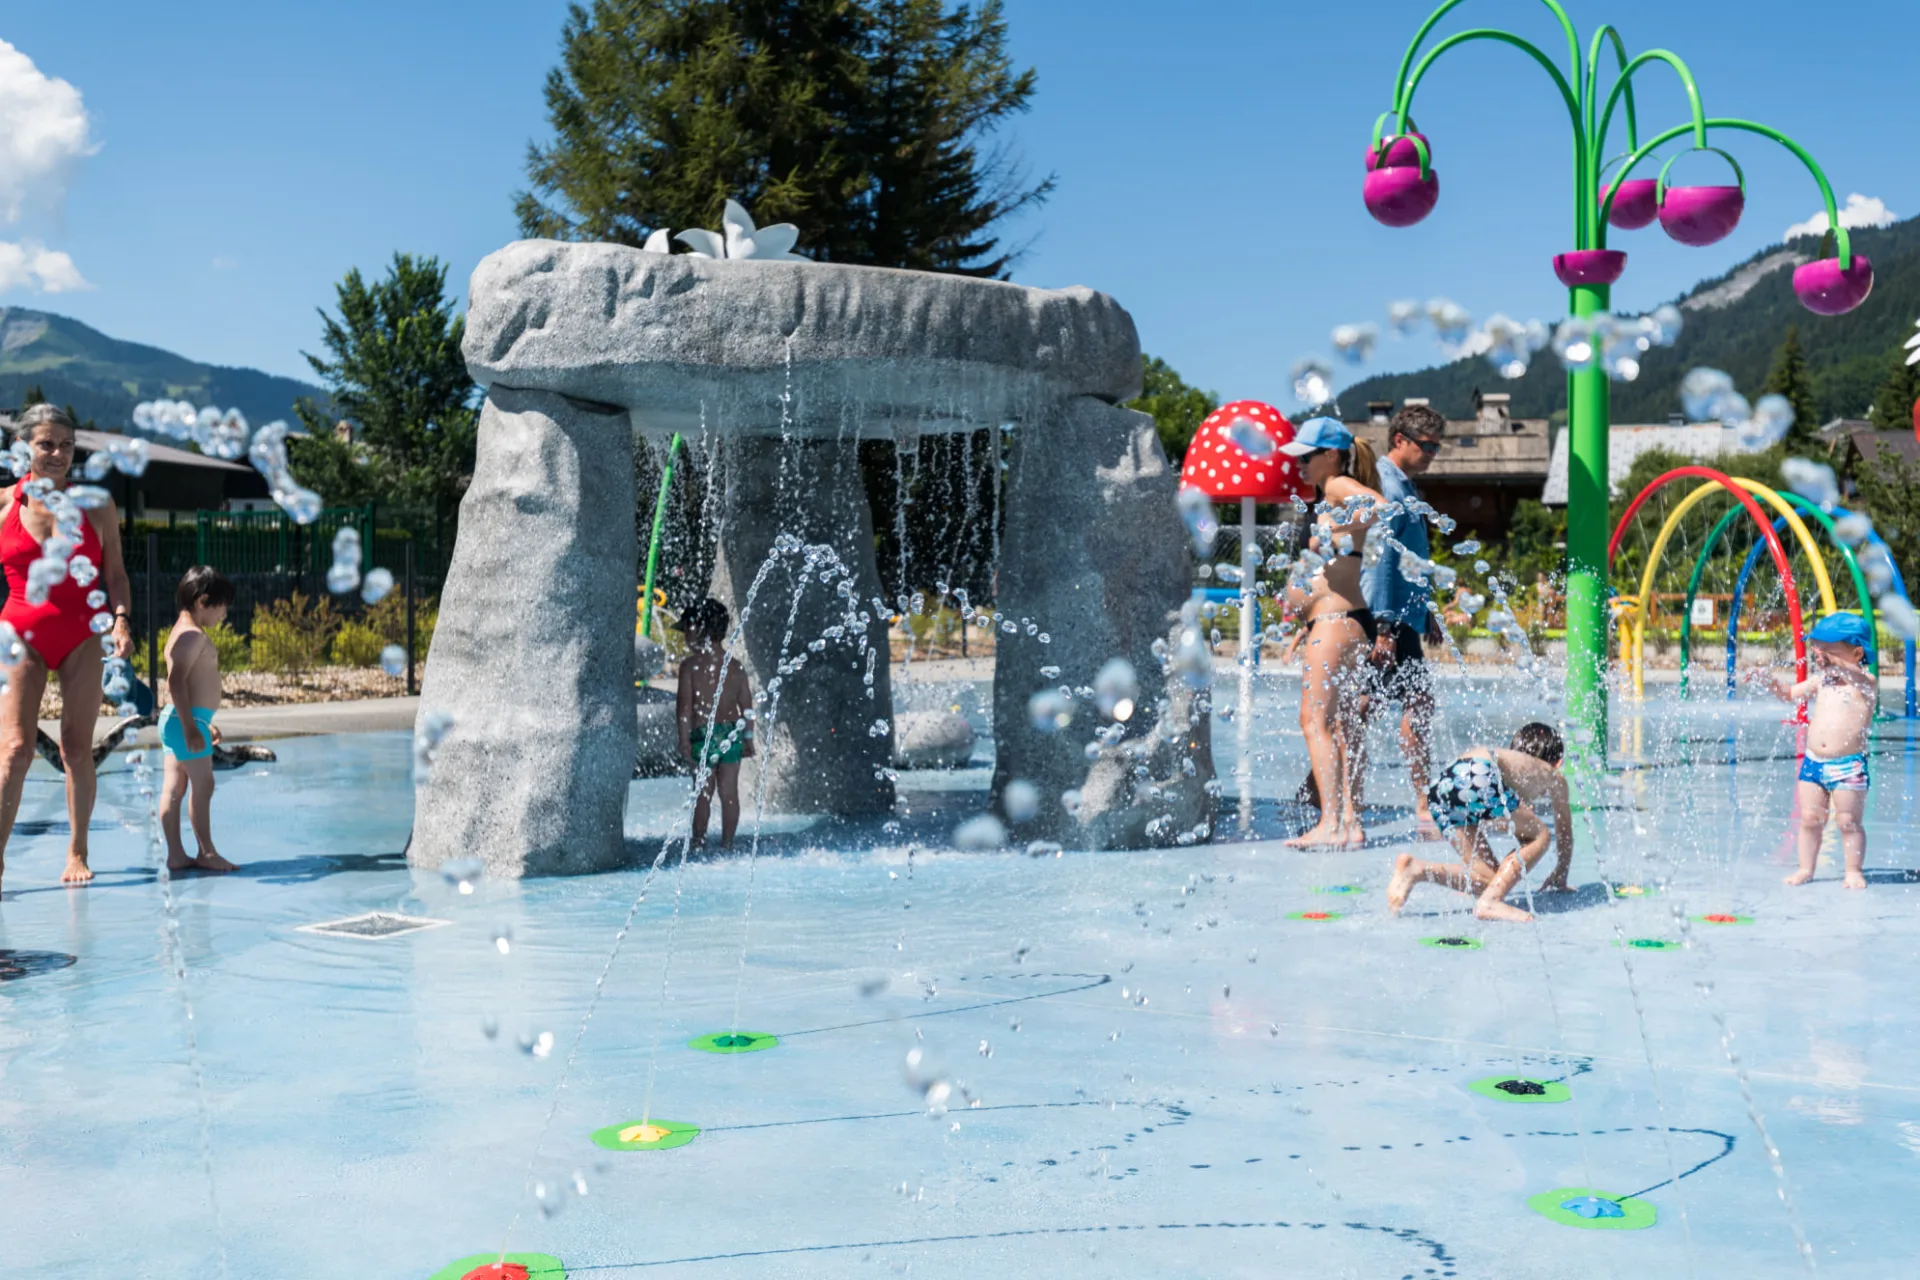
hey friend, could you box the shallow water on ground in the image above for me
[2,686,1917,1278]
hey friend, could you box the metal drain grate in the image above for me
[296,911,450,939]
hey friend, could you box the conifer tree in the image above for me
[1760,325,1821,451]
[516,0,1049,278]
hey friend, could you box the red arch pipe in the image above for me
[1608,465,1808,685]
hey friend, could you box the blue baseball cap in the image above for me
[1280,416,1355,457]
[1809,611,1871,649]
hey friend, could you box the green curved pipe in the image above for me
[1397,29,1586,148]
[1585,26,1638,155]
[1393,0,1581,117]
[639,432,682,640]
[1598,116,1849,265]
[1591,50,1707,168]
[1677,490,1877,695]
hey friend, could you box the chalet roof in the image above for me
[1541,423,1760,505]
[1846,429,1920,468]
[1347,392,1552,482]
[74,430,251,474]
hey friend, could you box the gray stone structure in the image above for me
[410,239,1211,876]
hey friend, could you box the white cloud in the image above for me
[1784,193,1898,242]
[0,240,91,293]
[0,39,95,225]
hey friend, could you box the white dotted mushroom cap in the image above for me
[1178,400,1313,501]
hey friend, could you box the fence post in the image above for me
[404,538,417,697]
[145,531,158,695]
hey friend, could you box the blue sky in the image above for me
[3,0,1914,414]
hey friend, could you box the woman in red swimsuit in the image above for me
[0,405,134,894]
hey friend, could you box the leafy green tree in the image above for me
[1126,355,1216,463]
[516,0,1049,277]
[1761,325,1821,451]
[1866,345,1920,431]
[290,254,478,518]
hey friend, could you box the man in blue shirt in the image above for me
[1363,403,1447,838]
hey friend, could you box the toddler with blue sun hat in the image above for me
[1768,610,1877,889]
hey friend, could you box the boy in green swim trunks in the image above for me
[675,598,755,849]
[159,566,238,875]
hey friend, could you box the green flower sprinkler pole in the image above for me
[1364,0,1872,747]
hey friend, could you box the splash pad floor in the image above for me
[1,696,1917,1278]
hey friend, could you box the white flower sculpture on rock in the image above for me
[643,198,807,262]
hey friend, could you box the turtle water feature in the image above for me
[3,688,1918,1277]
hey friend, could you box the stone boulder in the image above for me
[462,239,1143,437]
[892,711,977,770]
[411,387,638,877]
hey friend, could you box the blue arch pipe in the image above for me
[1724,509,1915,716]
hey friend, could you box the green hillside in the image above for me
[0,308,325,429]
[1339,215,1920,424]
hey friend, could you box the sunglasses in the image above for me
[1411,438,1442,455]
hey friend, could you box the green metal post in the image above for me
[1563,283,1611,742]
[639,433,682,639]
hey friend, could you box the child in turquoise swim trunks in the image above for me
[1766,612,1876,889]
[675,598,755,850]
[159,566,238,875]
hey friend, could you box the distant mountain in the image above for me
[0,308,326,429]
[1338,215,1920,425]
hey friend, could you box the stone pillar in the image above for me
[711,439,895,815]
[994,398,1212,846]
[411,386,638,876]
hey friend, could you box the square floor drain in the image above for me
[297,911,450,939]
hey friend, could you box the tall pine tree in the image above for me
[515,0,1049,277]
[1760,325,1821,451]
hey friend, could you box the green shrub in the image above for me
[364,591,438,656]
[330,620,388,667]
[249,593,338,674]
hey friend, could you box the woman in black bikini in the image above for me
[1278,418,1383,849]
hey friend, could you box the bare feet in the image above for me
[1339,819,1368,848]
[1844,870,1866,890]
[1284,822,1347,849]
[1387,852,1417,914]
[1473,896,1532,923]
[1782,868,1814,886]
[168,850,237,874]
[1414,815,1443,842]
[61,854,93,885]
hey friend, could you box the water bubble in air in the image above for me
[380,644,406,677]
[1176,486,1218,557]
[1551,317,1598,372]
[1681,367,1736,422]
[1223,416,1277,459]
[1290,358,1333,407]
[1780,457,1840,510]
[1003,779,1040,823]
[954,813,1007,850]
[1330,323,1378,364]
[1028,689,1072,733]
[1094,657,1138,720]
[1387,299,1423,336]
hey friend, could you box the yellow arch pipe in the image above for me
[1630,477,1838,696]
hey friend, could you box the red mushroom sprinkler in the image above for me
[1364,4,1869,750]
[1180,401,1315,833]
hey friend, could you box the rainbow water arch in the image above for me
[1609,466,1816,697]
[1611,465,1916,715]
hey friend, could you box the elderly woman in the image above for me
[0,405,135,893]
[1279,417,1384,849]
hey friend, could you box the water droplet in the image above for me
[1027,689,1072,734]
[481,1014,499,1039]
[360,567,395,605]
[953,813,1007,850]
[1290,358,1333,407]
[1330,322,1379,363]
[1003,779,1040,823]
[520,1029,555,1057]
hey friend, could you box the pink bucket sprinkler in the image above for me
[1656,147,1746,246]
[1358,8,1877,747]
[1363,133,1439,228]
